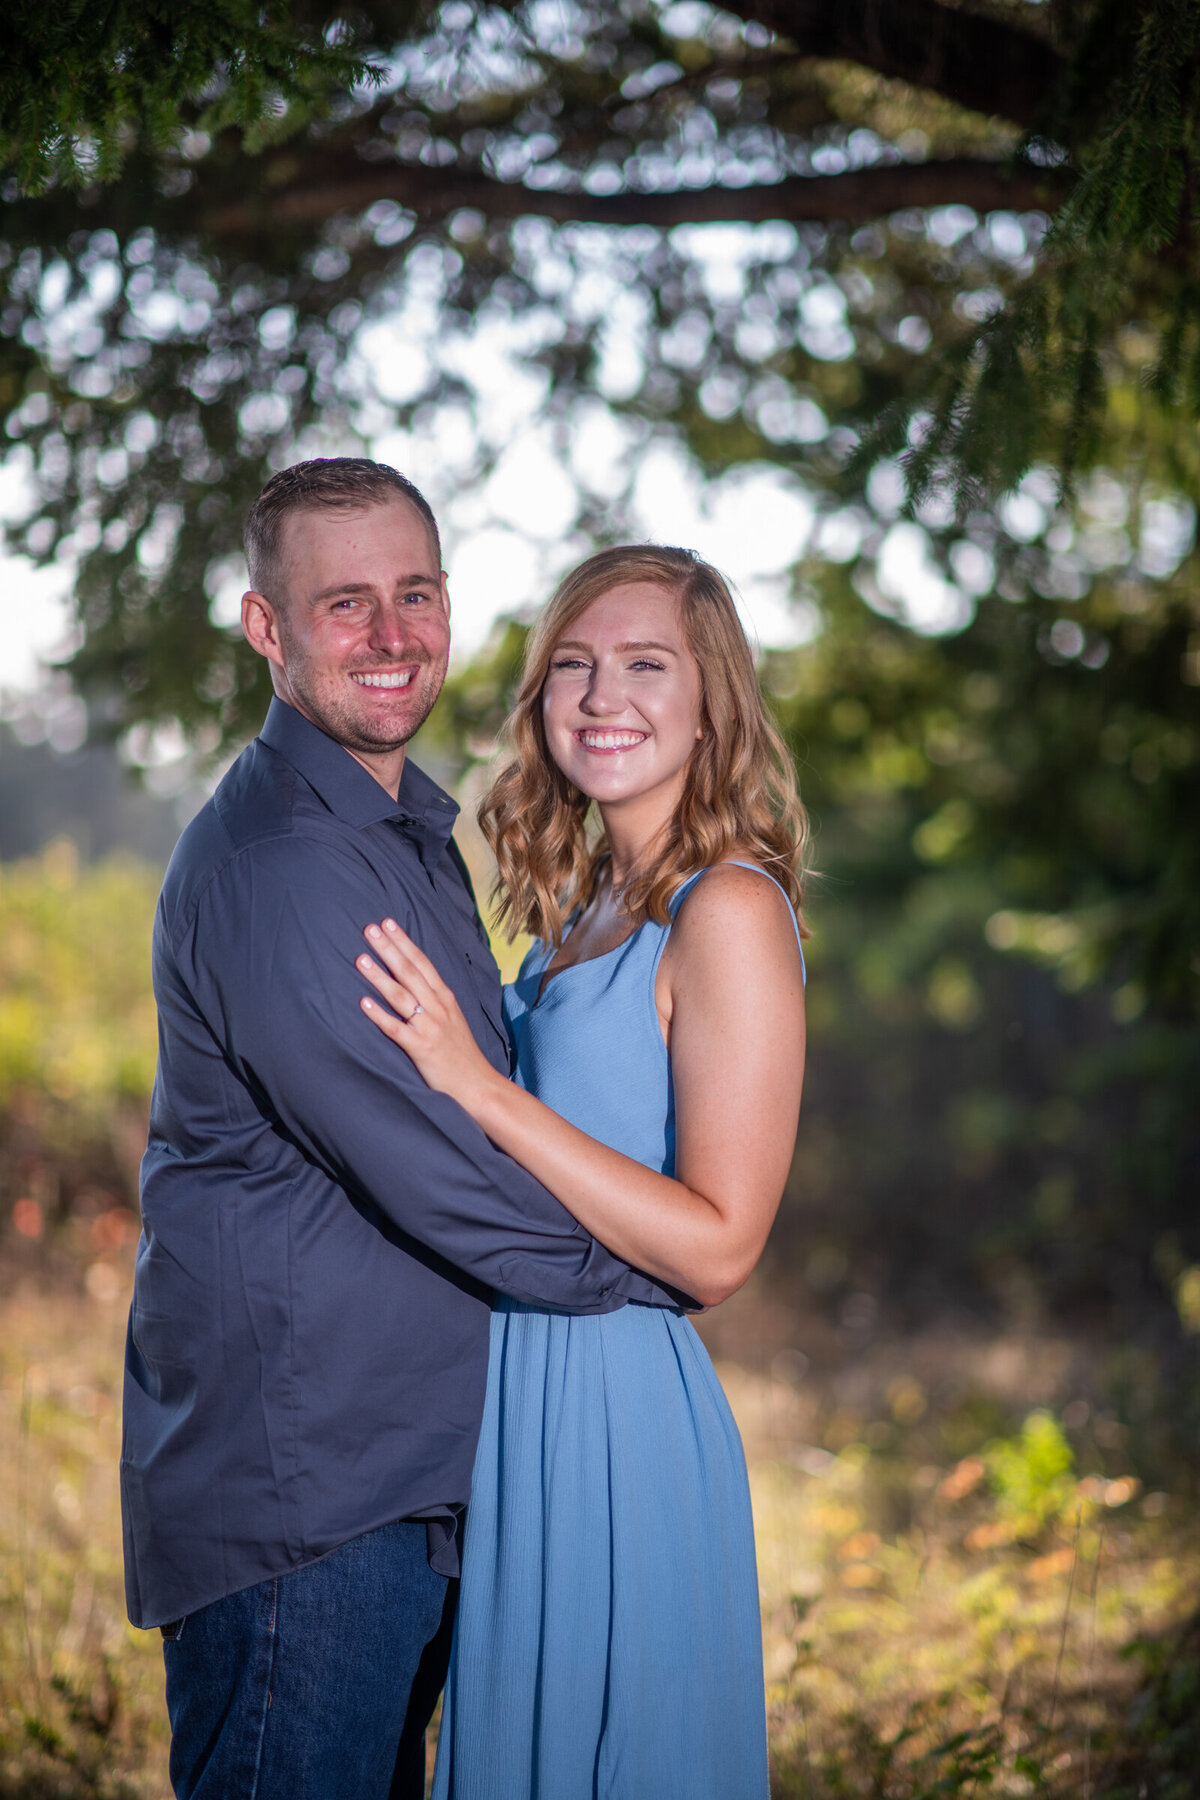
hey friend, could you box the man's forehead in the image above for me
[280,498,440,568]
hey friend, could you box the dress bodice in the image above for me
[501,864,805,1181]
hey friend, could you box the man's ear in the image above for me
[242,590,286,672]
[439,570,451,621]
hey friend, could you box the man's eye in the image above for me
[402,591,429,605]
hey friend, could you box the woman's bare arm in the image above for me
[357,866,805,1307]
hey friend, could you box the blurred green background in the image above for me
[1,2,1198,1793]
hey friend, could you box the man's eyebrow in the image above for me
[310,574,441,601]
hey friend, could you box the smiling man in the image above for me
[122,459,678,1800]
[241,477,452,792]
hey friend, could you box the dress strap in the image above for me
[669,862,806,983]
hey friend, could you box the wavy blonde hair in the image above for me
[479,545,811,946]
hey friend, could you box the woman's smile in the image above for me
[574,728,649,752]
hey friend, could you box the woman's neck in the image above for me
[600,820,663,893]
[597,792,677,891]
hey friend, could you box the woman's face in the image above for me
[541,582,703,821]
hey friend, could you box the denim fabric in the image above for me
[163,1519,454,1800]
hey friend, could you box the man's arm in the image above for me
[181,834,685,1311]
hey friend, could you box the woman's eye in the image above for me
[630,659,665,672]
[551,657,588,670]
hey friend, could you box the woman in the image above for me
[356,545,808,1797]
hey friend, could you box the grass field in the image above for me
[0,1242,1195,1799]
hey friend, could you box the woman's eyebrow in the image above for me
[552,639,678,654]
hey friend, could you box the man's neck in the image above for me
[344,743,407,800]
[273,692,408,799]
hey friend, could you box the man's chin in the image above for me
[284,683,441,755]
[339,701,440,755]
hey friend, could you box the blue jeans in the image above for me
[163,1519,454,1800]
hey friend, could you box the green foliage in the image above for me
[0,1,1192,1035]
[0,0,1193,754]
[984,1412,1077,1532]
[0,0,381,193]
[1098,1612,1200,1799]
[754,1367,1199,1800]
[0,1,1195,1522]
[1055,0,1200,259]
[855,0,1200,506]
[0,842,159,1136]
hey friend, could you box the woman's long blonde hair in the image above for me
[479,545,811,945]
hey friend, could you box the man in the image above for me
[122,458,678,1799]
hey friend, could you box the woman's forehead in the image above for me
[559,582,685,642]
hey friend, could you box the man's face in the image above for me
[245,500,451,773]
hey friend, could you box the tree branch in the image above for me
[720,0,1066,130]
[204,155,1064,236]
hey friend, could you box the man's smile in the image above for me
[350,670,416,689]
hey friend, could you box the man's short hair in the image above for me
[244,458,442,599]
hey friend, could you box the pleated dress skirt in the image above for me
[431,870,796,1797]
[430,1298,769,1799]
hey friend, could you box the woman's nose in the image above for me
[579,663,623,714]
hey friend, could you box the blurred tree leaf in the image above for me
[0,0,1198,1020]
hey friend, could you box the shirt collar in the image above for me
[258,698,459,861]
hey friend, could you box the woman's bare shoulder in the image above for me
[668,861,801,964]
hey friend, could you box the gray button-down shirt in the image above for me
[121,698,678,1628]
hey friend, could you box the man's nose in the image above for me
[368,603,419,657]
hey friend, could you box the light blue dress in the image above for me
[431,866,803,1799]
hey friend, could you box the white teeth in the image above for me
[352,671,413,689]
[579,731,646,750]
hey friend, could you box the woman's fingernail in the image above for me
[357,955,372,970]
[383,918,398,932]
[361,997,374,1011]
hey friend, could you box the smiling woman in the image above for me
[354,541,810,1799]
[540,581,704,846]
[483,543,809,947]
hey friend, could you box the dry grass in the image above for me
[731,1362,1196,1796]
[704,1280,1200,1799]
[0,1275,167,1797]
[0,1254,1195,1799]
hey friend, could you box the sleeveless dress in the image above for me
[430,865,804,1800]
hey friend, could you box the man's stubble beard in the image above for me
[276,623,446,756]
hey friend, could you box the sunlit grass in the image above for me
[0,1282,167,1798]
[720,1358,1199,1797]
[0,1258,1196,1798]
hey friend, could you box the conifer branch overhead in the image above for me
[721,0,1066,130]
[201,154,1063,236]
[1,0,1198,854]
